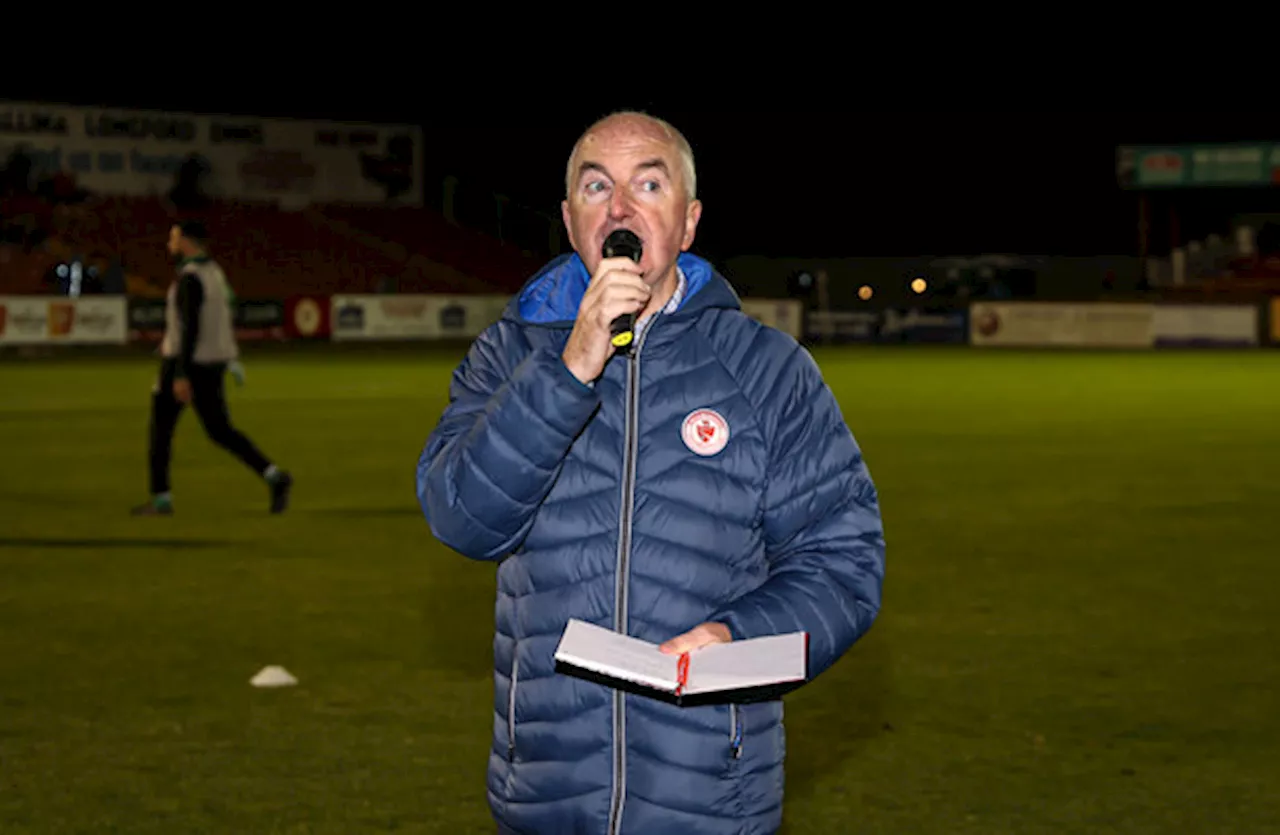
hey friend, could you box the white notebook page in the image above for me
[554,619,679,691]
[555,619,806,696]
[684,632,807,695]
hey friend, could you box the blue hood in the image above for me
[505,251,740,327]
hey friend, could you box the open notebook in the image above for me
[553,618,808,706]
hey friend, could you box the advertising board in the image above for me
[739,299,804,341]
[0,100,422,205]
[285,295,331,340]
[127,297,286,342]
[1117,143,1280,189]
[330,295,511,341]
[0,296,127,345]
[969,302,1154,348]
[1152,305,1258,347]
[804,307,967,344]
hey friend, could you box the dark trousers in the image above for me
[149,358,273,495]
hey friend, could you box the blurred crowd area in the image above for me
[0,144,550,301]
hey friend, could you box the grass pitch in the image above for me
[1,345,1276,833]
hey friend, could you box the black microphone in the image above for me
[602,229,642,349]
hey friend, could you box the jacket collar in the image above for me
[507,251,740,340]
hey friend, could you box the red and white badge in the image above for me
[681,408,730,456]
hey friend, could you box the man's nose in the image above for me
[608,189,634,219]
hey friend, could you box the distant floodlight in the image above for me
[911,277,927,294]
[858,285,873,301]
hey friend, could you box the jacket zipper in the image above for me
[730,704,743,760]
[507,653,519,762]
[607,327,650,835]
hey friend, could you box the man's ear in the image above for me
[681,199,703,251]
[561,199,577,251]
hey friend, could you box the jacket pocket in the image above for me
[507,654,520,762]
[729,703,744,762]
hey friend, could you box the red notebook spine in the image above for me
[674,652,691,697]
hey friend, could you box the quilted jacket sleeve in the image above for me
[708,343,885,681]
[416,322,601,560]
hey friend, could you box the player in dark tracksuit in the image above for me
[131,220,292,515]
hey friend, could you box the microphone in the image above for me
[602,229,642,349]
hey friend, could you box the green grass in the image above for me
[1,345,1277,833]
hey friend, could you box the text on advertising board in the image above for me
[970,302,1154,348]
[0,102,422,205]
[0,296,127,345]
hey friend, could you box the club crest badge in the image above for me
[681,408,730,456]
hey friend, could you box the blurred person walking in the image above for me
[131,220,291,516]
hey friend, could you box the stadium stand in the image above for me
[1,192,547,299]
[0,244,50,294]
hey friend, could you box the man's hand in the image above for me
[659,622,732,655]
[228,360,245,387]
[562,256,650,384]
[173,378,192,403]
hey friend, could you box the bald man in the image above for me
[417,111,886,835]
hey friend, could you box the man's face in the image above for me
[561,120,702,288]
[166,226,183,259]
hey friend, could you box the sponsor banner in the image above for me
[285,295,331,339]
[127,297,285,342]
[1153,305,1259,347]
[804,307,968,344]
[740,299,804,341]
[806,310,880,343]
[127,298,166,337]
[233,299,286,341]
[0,100,422,205]
[331,294,511,341]
[970,302,1154,348]
[0,295,127,345]
[1117,143,1280,189]
[876,307,967,343]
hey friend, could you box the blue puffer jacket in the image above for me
[417,251,885,835]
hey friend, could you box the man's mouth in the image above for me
[602,228,645,261]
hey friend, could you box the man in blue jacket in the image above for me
[417,111,886,835]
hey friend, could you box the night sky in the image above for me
[14,94,1279,264]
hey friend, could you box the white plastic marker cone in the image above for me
[250,665,298,688]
